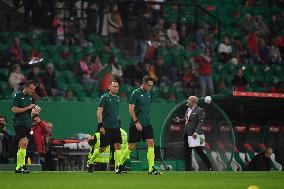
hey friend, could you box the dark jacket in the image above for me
[246,152,272,171]
[180,106,205,136]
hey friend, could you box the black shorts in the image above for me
[13,125,31,139]
[128,124,154,143]
[100,128,122,147]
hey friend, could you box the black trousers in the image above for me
[183,133,212,171]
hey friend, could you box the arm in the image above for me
[129,104,142,131]
[97,106,105,135]
[97,107,103,124]
[195,108,205,134]
[12,104,35,114]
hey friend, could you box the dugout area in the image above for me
[160,94,284,171]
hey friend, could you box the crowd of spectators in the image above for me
[0,0,283,102]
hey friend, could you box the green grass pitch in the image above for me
[1,171,283,189]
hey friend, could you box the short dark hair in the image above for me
[25,80,37,87]
[142,75,155,83]
[0,116,7,122]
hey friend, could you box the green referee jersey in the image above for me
[98,92,120,128]
[129,88,151,127]
[12,91,35,127]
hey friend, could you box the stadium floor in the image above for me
[1,171,283,189]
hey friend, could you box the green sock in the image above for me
[120,148,132,166]
[114,150,121,168]
[88,149,101,164]
[16,148,26,170]
[147,147,155,172]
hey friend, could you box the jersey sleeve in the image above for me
[98,95,106,107]
[129,91,137,105]
[12,93,20,107]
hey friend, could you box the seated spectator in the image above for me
[41,63,65,97]
[232,68,249,91]
[0,116,12,164]
[31,115,53,170]
[246,147,273,171]
[182,63,198,96]
[153,56,170,86]
[232,36,249,64]
[218,34,237,64]
[191,48,214,97]
[108,55,123,83]
[90,55,104,80]
[268,40,282,64]
[8,64,26,94]
[27,65,47,98]
[167,22,183,49]
[153,18,169,48]
[78,53,98,86]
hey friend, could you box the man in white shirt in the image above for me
[174,96,213,171]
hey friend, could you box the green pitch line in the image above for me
[0,171,283,189]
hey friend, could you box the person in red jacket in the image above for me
[191,48,214,97]
[31,115,52,169]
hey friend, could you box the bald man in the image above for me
[174,96,212,171]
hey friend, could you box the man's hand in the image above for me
[192,133,198,139]
[99,127,105,135]
[27,104,36,110]
[173,116,180,123]
[135,122,142,131]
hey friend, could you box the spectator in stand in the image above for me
[268,39,283,65]
[240,13,255,35]
[218,34,237,64]
[90,55,104,81]
[276,28,284,61]
[153,56,170,86]
[268,14,282,37]
[78,53,98,86]
[107,3,123,45]
[182,63,198,96]
[31,115,53,170]
[27,65,47,98]
[86,2,99,35]
[191,48,214,97]
[167,22,183,49]
[232,68,249,91]
[254,15,270,37]
[136,9,153,64]
[232,36,249,64]
[195,24,210,51]
[8,64,26,94]
[52,14,64,45]
[0,116,12,164]
[108,55,123,83]
[152,18,169,48]
[179,22,189,48]
[41,63,64,97]
[10,37,25,66]
[258,38,269,64]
